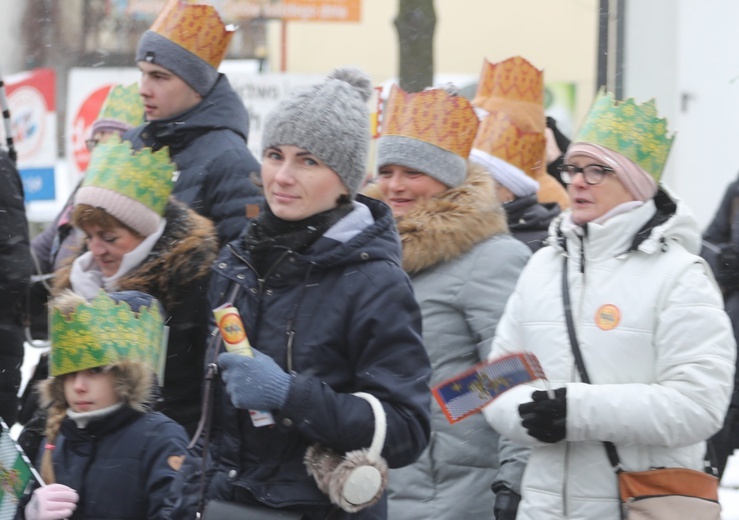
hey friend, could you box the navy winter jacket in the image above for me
[18,408,188,520]
[171,196,432,520]
[123,74,263,245]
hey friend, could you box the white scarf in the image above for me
[66,402,124,429]
[69,221,166,299]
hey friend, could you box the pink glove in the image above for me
[26,484,79,520]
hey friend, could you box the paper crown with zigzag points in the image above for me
[575,91,675,181]
[150,0,235,69]
[96,83,145,129]
[471,57,546,176]
[50,291,165,378]
[473,111,546,175]
[77,137,174,237]
[473,56,544,107]
[381,85,479,159]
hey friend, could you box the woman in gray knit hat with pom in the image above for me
[168,68,432,520]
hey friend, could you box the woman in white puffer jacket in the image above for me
[482,91,736,520]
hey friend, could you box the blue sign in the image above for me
[19,167,56,202]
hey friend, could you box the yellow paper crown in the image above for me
[473,57,544,107]
[150,0,235,69]
[96,83,145,128]
[50,291,165,378]
[473,111,546,175]
[82,137,174,217]
[575,91,675,181]
[381,85,479,159]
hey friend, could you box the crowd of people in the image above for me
[2,0,738,519]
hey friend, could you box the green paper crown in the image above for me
[82,136,174,217]
[97,83,145,128]
[575,91,675,181]
[50,291,165,377]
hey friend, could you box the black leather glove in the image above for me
[518,388,567,443]
[492,485,521,520]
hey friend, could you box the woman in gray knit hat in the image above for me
[364,83,532,520]
[168,68,432,520]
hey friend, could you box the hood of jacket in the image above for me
[547,187,702,261]
[137,74,249,154]
[364,165,509,273]
[54,198,219,312]
[505,194,561,232]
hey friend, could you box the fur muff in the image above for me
[363,163,509,274]
[304,444,388,513]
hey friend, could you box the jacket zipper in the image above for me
[564,230,587,518]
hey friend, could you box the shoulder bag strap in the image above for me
[561,255,622,471]
[192,282,242,514]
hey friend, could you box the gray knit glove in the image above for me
[218,350,292,411]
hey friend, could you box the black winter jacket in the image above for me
[504,194,561,253]
[123,74,263,245]
[170,196,432,520]
[0,150,31,425]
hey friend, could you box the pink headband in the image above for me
[565,143,658,202]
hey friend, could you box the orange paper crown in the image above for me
[150,0,234,69]
[472,57,545,134]
[381,85,479,159]
[473,56,544,107]
[473,111,546,175]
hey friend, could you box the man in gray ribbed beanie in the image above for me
[261,68,373,198]
[134,0,234,98]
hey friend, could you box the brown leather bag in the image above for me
[619,467,720,519]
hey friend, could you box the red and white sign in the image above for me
[0,68,58,202]
[70,85,114,174]
[1,68,56,165]
[65,68,140,180]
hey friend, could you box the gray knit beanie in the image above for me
[261,67,373,198]
[136,31,219,97]
[377,137,468,188]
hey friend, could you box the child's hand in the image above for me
[27,483,79,520]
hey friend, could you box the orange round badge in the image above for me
[595,304,620,331]
[219,313,246,345]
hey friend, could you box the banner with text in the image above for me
[127,0,361,22]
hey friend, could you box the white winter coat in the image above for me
[483,190,736,520]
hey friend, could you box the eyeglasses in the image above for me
[85,139,99,152]
[557,164,615,186]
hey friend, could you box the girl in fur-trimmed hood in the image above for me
[364,83,532,520]
[16,290,188,520]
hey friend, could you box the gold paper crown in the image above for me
[381,85,479,159]
[96,83,145,128]
[150,0,235,69]
[50,291,165,377]
[472,57,544,107]
[82,137,174,217]
[575,91,675,181]
[473,111,546,175]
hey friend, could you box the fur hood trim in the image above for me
[53,198,218,312]
[38,361,154,432]
[364,164,509,274]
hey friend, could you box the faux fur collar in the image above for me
[53,198,218,312]
[363,165,509,274]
